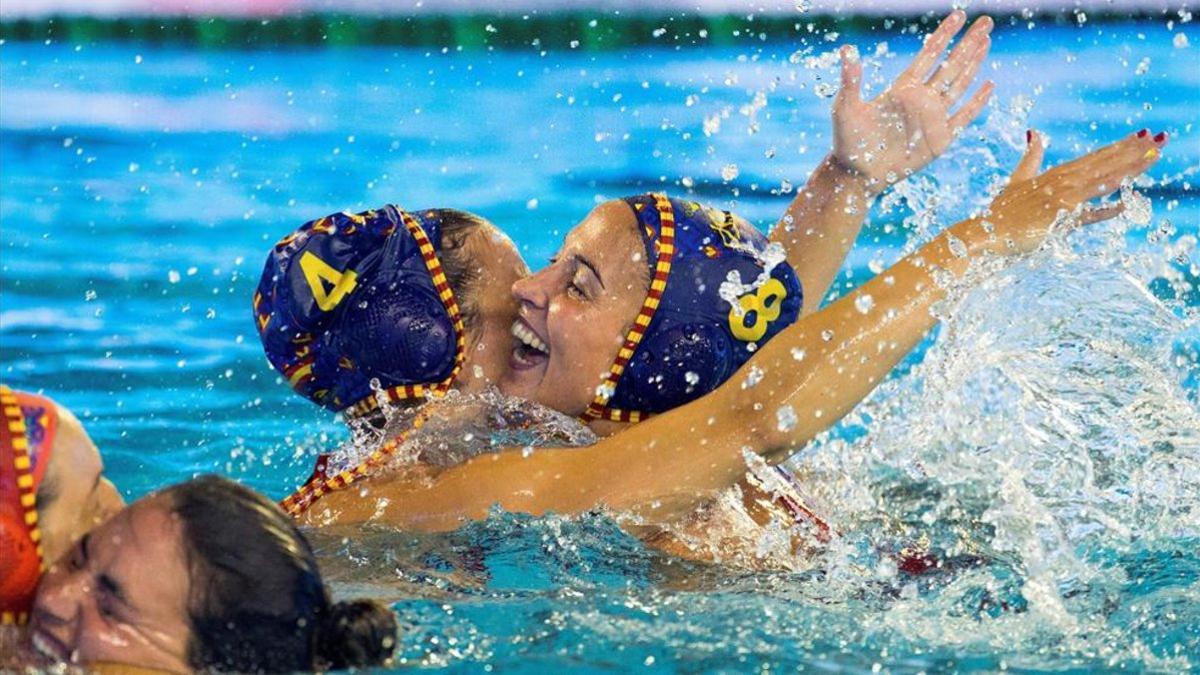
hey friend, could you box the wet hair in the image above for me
[166,475,397,672]
[430,207,491,338]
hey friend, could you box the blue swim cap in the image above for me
[254,205,465,417]
[581,194,802,423]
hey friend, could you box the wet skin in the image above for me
[37,404,125,566]
[25,495,192,673]
[452,222,530,395]
[499,200,650,418]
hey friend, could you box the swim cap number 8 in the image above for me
[729,278,788,342]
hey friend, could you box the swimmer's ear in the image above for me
[1010,129,1046,184]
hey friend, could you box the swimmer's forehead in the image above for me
[92,496,190,616]
[561,201,640,257]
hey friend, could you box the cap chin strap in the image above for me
[342,210,467,420]
[580,193,676,426]
[278,405,436,518]
[0,385,44,626]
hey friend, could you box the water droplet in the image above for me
[947,234,969,258]
[742,365,764,389]
[821,329,834,342]
[168,270,181,284]
[855,294,875,314]
[84,289,97,301]
[685,371,700,386]
[791,348,806,361]
[776,405,797,432]
[1174,32,1190,48]
[721,164,739,181]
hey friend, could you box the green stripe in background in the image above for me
[0,11,1169,50]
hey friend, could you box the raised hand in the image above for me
[832,10,995,189]
[978,129,1167,254]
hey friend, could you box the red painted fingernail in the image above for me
[1154,131,1167,144]
[1136,129,1149,138]
[1026,130,1033,144]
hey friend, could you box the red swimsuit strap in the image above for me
[0,385,46,625]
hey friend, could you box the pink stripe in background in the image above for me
[0,0,1183,18]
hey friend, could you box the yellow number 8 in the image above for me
[299,251,358,312]
[728,278,787,342]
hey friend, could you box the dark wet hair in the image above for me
[430,207,491,337]
[165,475,397,672]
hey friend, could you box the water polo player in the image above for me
[263,11,1000,543]
[296,130,1166,536]
[254,205,526,420]
[8,475,397,672]
[2,386,124,629]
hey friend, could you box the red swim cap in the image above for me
[0,385,48,625]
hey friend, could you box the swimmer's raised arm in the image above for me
[307,131,1164,531]
[773,10,994,314]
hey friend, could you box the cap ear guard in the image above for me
[581,194,802,423]
[254,206,466,416]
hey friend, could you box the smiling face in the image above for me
[453,221,529,395]
[498,200,651,417]
[26,494,192,672]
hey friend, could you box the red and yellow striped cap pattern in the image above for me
[580,193,675,424]
[277,407,433,518]
[1,385,44,626]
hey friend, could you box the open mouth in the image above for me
[509,319,549,371]
[29,627,70,663]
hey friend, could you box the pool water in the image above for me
[2,17,1198,671]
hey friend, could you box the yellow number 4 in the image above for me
[299,251,358,311]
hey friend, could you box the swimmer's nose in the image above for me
[512,268,550,311]
[31,563,88,634]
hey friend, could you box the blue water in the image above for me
[2,18,1198,671]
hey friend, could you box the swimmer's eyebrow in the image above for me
[574,254,605,289]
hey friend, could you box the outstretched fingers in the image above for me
[944,35,991,103]
[1050,129,1158,181]
[1061,131,1165,201]
[899,10,967,85]
[948,81,994,133]
[930,16,994,102]
[835,44,863,111]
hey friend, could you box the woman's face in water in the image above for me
[499,200,649,416]
[26,494,193,673]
